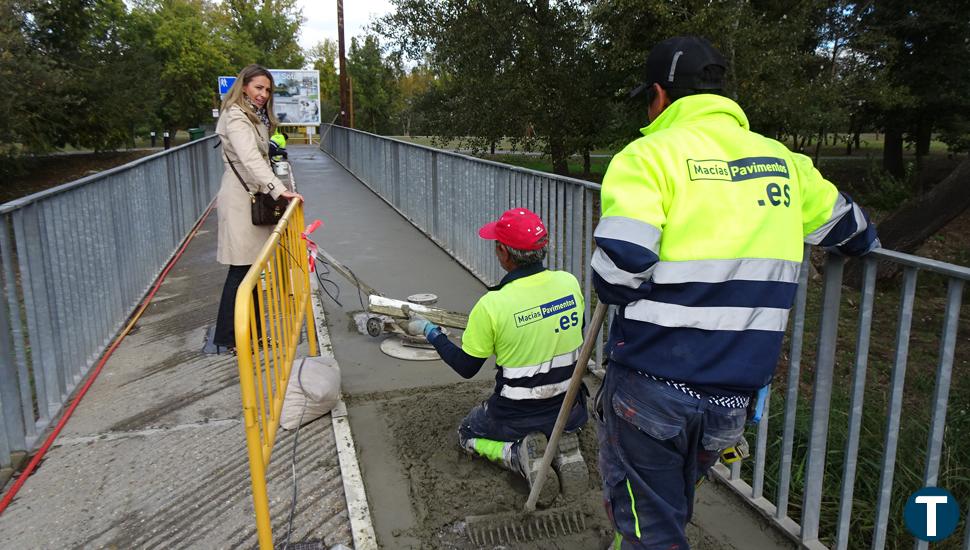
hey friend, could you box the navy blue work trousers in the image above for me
[458,394,588,446]
[597,364,746,549]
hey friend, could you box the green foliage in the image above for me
[376,0,609,175]
[0,0,306,164]
[347,35,401,134]
[135,0,233,132]
[306,39,341,122]
[0,0,61,169]
[221,0,305,69]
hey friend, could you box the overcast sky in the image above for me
[296,0,394,51]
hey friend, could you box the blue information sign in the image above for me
[218,76,236,96]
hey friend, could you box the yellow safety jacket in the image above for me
[591,94,877,393]
[462,264,585,417]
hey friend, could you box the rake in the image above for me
[464,302,608,545]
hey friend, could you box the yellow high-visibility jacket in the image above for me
[591,94,878,393]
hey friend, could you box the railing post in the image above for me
[914,278,963,550]
[0,217,28,456]
[872,266,918,550]
[836,257,877,550]
[0,234,21,465]
[801,253,845,544]
[777,249,811,520]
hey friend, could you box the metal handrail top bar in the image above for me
[327,125,970,281]
[332,125,604,191]
[0,135,220,214]
[870,247,970,280]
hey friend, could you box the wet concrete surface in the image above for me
[289,145,796,550]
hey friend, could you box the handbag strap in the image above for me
[224,151,254,197]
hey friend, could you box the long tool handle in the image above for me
[524,301,608,512]
[309,246,380,298]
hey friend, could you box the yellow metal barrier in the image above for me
[234,199,319,549]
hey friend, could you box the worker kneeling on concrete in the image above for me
[400,207,589,506]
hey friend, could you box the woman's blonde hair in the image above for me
[221,64,279,132]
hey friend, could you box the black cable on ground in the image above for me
[281,359,309,550]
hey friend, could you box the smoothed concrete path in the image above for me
[0,197,353,549]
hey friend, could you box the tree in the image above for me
[221,0,304,69]
[589,0,830,147]
[395,64,436,136]
[0,0,64,166]
[5,0,161,153]
[306,39,340,123]
[346,35,400,134]
[377,0,606,175]
[132,0,232,134]
[852,0,970,179]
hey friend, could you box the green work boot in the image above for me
[515,432,560,506]
[553,431,589,497]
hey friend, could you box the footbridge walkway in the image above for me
[0,130,966,549]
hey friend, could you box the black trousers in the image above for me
[214,265,261,347]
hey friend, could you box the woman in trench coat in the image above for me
[211,64,302,353]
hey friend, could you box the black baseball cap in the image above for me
[630,36,727,98]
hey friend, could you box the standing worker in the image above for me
[400,208,590,505]
[591,36,879,549]
[269,128,288,163]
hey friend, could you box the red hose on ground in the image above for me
[0,200,217,515]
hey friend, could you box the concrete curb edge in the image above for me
[309,275,378,550]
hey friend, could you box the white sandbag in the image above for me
[280,356,341,430]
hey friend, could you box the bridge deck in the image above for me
[0,145,793,549]
[0,186,353,548]
[293,145,794,550]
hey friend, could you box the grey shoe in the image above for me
[553,431,589,497]
[515,432,560,506]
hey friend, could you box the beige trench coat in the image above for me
[215,104,288,265]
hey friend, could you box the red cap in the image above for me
[478,208,548,251]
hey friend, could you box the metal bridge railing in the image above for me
[234,199,318,550]
[320,125,608,366]
[712,250,969,549]
[0,138,222,469]
[322,125,970,549]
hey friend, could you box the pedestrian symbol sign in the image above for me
[218,76,236,98]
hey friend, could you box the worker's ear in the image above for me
[495,242,509,261]
[648,84,672,122]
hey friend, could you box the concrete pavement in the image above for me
[0,201,353,549]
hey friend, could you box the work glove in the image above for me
[747,385,770,425]
[399,305,439,338]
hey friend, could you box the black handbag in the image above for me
[224,152,288,226]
